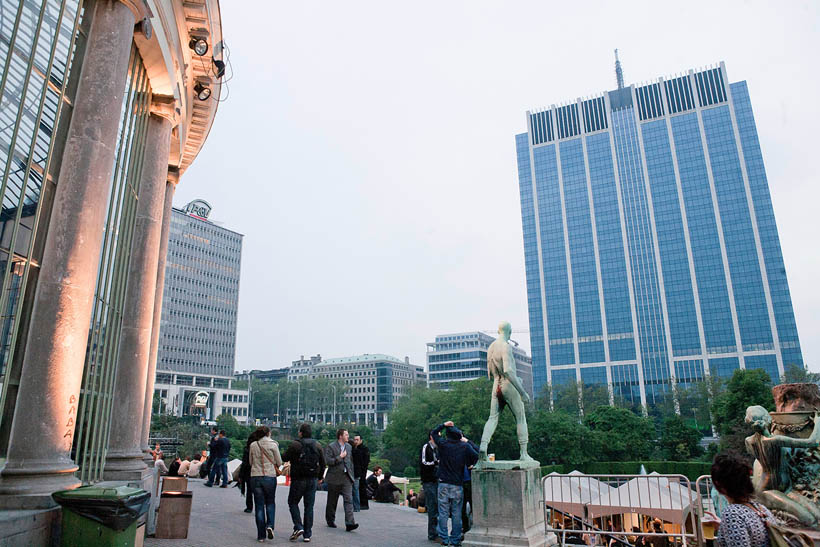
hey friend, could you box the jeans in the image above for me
[207,457,228,486]
[437,482,463,545]
[244,480,253,511]
[422,481,439,540]
[462,480,472,533]
[251,476,276,540]
[352,476,361,511]
[288,478,317,539]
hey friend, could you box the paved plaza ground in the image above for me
[145,478,431,547]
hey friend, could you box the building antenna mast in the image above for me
[614,49,625,89]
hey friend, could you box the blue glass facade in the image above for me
[517,63,803,407]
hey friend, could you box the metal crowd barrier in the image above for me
[541,473,703,546]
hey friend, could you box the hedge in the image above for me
[539,461,711,482]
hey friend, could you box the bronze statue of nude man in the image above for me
[478,321,535,464]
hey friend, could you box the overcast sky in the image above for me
[177,1,820,373]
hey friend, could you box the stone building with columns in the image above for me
[0,0,225,537]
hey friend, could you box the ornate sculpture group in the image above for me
[745,383,820,529]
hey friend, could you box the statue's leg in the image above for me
[478,393,500,460]
[506,389,534,462]
[787,491,820,523]
[759,490,818,527]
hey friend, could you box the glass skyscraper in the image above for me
[516,62,803,407]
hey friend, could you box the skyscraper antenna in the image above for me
[614,49,624,89]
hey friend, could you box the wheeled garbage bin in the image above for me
[52,485,151,547]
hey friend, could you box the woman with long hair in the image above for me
[249,426,283,542]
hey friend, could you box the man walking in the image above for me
[324,429,358,532]
[420,431,439,541]
[282,423,325,542]
[205,430,230,487]
[351,433,370,511]
[431,421,478,546]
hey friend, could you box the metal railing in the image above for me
[542,473,702,546]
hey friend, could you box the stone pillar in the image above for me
[140,168,177,464]
[0,0,137,508]
[464,466,554,547]
[103,112,172,482]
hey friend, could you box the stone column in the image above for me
[0,0,138,508]
[103,112,172,481]
[140,168,177,464]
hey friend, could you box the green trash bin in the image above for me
[52,485,151,547]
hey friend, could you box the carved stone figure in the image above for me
[478,321,536,465]
[744,405,820,527]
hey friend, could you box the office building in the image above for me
[235,368,290,384]
[288,354,425,429]
[516,61,803,408]
[426,331,534,399]
[153,200,247,422]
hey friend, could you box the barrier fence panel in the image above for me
[542,473,704,546]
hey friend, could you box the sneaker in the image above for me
[257,540,265,543]
[266,527,274,540]
[345,523,359,532]
[290,529,304,541]
[303,539,311,543]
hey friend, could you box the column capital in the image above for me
[150,95,179,126]
[167,166,180,186]
[120,0,152,21]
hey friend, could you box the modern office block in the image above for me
[154,200,246,421]
[516,62,802,407]
[426,331,534,399]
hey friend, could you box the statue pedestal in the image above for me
[464,465,556,547]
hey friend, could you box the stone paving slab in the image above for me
[145,478,431,547]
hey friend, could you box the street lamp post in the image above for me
[330,384,337,425]
[296,380,301,421]
[692,407,698,431]
[276,389,281,428]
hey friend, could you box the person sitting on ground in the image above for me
[167,455,182,477]
[199,449,210,478]
[154,457,169,475]
[375,472,401,504]
[406,488,418,508]
[366,466,382,499]
[177,456,191,477]
[187,454,203,478]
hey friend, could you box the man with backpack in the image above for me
[282,423,326,542]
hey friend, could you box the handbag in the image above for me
[254,441,282,477]
[747,502,814,547]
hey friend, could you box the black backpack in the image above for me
[296,440,320,476]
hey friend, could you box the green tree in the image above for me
[528,410,601,467]
[553,381,581,416]
[783,364,820,384]
[583,405,655,461]
[659,415,703,460]
[711,368,774,453]
[581,384,610,414]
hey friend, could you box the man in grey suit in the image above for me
[324,428,359,532]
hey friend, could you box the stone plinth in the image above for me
[464,466,555,547]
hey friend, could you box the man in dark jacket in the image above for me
[282,423,326,542]
[420,432,439,541]
[205,430,230,487]
[351,433,370,511]
[431,421,478,546]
